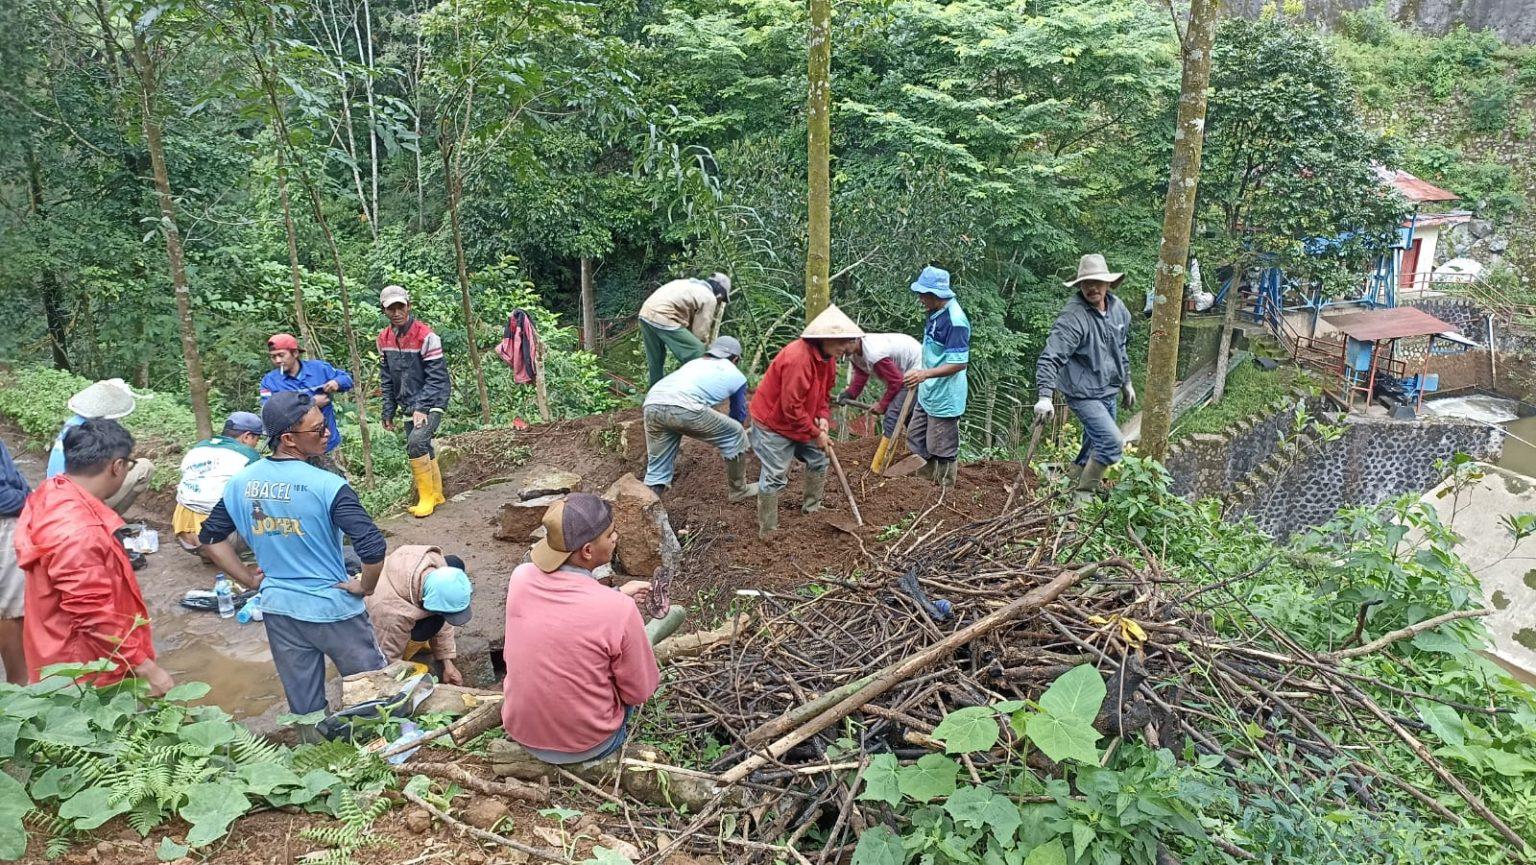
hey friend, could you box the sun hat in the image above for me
[267,333,301,352]
[1064,254,1125,288]
[380,285,410,308]
[261,391,314,448]
[909,265,954,300]
[531,493,615,573]
[67,379,139,420]
[224,412,265,436]
[706,336,743,360]
[801,304,865,340]
[422,566,473,626]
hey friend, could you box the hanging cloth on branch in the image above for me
[496,309,542,384]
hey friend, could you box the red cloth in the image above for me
[500,563,659,754]
[847,357,906,414]
[750,338,836,443]
[14,476,154,685]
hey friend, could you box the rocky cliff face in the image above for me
[1228,0,1536,45]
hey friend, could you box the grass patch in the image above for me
[1170,362,1314,442]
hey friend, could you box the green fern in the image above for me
[125,799,167,837]
[25,810,73,860]
[298,791,392,863]
[230,725,285,766]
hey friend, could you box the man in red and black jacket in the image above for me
[748,304,864,538]
[377,285,452,518]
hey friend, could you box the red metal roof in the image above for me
[1325,307,1458,342]
[1375,167,1459,203]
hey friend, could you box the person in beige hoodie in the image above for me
[366,544,473,685]
[639,273,731,386]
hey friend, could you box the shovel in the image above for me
[1004,419,1046,511]
[874,390,918,475]
[823,443,865,536]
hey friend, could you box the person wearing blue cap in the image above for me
[904,265,971,488]
[368,545,472,685]
[642,335,756,502]
[172,412,264,557]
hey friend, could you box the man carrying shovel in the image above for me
[1034,253,1135,500]
[905,265,971,488]
[748,304,864,538]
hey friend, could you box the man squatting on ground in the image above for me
[172,411,263,557]
[378,284,451,518]
[1034,253,1136,498]
[638,272,731,386]
[501,493,659,764]
[16,420,175,694]
[367,545,473,686]
[45,379,154,516]
[749,304,865,538]
[905,265,972,488]
[642,335,758,503]
[261,332,353,475]
[198,392,388,717]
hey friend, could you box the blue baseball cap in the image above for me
[909,265,954,299]
[422,566,473,626]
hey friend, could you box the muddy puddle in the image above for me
[1499,415,1536,479]
[1424,394,1536,480]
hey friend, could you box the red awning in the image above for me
[1325,307,1459,342]
[1375,166,1459,203]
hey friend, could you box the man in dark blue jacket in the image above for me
[0,438,31,684]
[261,333,353,474]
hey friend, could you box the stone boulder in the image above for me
[495,493,564,542]
[602,473,682,578]
[517,465,583,500]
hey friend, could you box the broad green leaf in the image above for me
[236,763,302,795]
[59,787,131,830]
[1023,839,1067,865]
[897,753,959,802]
[1072,821,1096,860]
[38,659,115,680]
[0,719,19,759]
[180,783,251,847]
[30,766,84,801]
[156,838,189,862]
[33,706,95,746]
[932,706,1000,754]
[180,720,237,753]
[163,682,212,702]
[858,754,901,806]
[1415,702,1467,747]
[581,846,635,865]
[943,784,996,827]
[0,770,32,860]
[851,825,905,865]
[1037,665,1106,725]
[1481,748,1536,777]
[1411,631,1466,655]
[1024,711,1101,765]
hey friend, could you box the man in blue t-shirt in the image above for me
[260,333,352,475]
[198,392,387,720]
[903,265,970,488]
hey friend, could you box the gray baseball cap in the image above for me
[706,336,743,360]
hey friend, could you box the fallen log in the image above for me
[720,561,1108,784]
[654,612,752,663]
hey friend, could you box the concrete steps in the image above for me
[1225,408,1340,514]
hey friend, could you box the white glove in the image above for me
[1121,383,1136,407]
[1032,396,1055,421]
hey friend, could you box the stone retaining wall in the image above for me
[1164,395,1318,499]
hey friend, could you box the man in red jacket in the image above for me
[748,303,864,538]
[15,419,173,693]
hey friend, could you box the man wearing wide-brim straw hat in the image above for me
[1034,253,1136,499]
[748,304,864,538]
[45,379,155,516]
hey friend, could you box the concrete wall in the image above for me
[1229,415,1504,538]
[1407,298,1536,400]
[1227,0,1536,45]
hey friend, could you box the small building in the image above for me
[1373,167,1471,297]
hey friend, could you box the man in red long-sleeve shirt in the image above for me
[501,493,659,764]
[748,303,865,538]
[15,419,174,693]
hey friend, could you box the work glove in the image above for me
[1121,382,1137,408]
[1032,395,1055,421]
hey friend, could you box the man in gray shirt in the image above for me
[1034,254,1136,499]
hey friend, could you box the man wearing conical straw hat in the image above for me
[1034,253,1136,500]
[748,304,864,538]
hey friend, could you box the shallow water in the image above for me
[1499,415,1536,479]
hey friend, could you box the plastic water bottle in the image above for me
[235,597,262,624]
[215,575,235,619]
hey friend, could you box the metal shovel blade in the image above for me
[824,513,862,537]
[886,453,929,477]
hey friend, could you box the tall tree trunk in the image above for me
[803,0,832,321]
[441,131,492,425]
[580,256,598,351]
[1138,0,1217,461]
[275,143,321,356]
[1211,262,1242,404]
[131,32,213,438]
[360,0,381,229]
[27,148,71,371]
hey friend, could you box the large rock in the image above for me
[517,466,583,500]
[495,493,564,542]
[602,474,681,578]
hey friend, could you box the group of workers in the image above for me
[0,251,1135,769]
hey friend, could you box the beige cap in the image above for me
[67,379,139,420]
[380,284,410,307]
[802,303,864,339]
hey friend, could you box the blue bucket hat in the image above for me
[909,265,954,300]
[422,566,473,626]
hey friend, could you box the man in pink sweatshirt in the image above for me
[501,493,659,764]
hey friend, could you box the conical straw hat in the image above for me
[802,303,865,339]
[67,379,139,420]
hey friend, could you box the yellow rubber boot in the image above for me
[408,456,444,518]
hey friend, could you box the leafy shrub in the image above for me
[1467,77,1518,134]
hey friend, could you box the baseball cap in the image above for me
[706,336,743,360]
[380,285,410,308]
[530,493,614,573]
[224,411,265,435]
[422,566,473,626]
[267,333,300,352]
[261,391,314,448]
